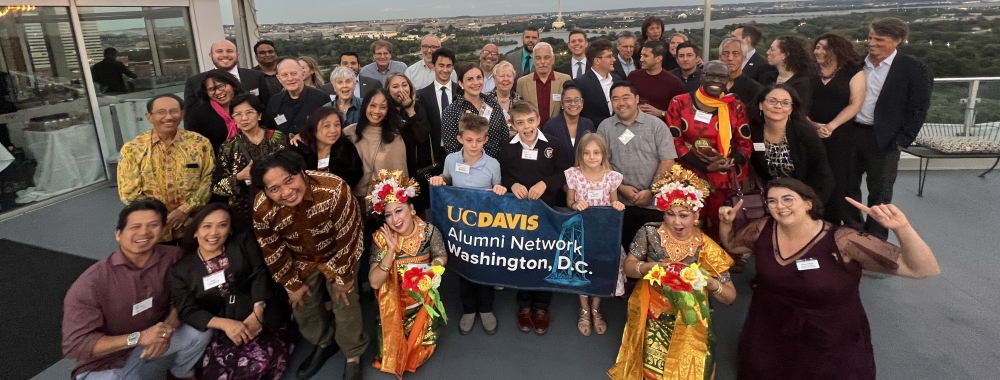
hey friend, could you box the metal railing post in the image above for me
[963,79,980,136]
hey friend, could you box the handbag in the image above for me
[725,170,767,233]
[414,138,443,180]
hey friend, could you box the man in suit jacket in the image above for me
[556,29,591,80]
[733,24,776,83]
[505,27,540,80]
[515,43,571,129]
[612,31,639,80]
[851,17,933,239]
[184,40,271,107]
[575,40,621,127]
[324,52,380,99]
[719,37,765,104]
[416,49,459,155]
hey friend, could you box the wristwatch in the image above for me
[127,332,140,346]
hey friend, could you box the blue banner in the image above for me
[429,186,625,297]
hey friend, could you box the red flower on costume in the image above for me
[395,189,408,203]
[401,267,425,292]
[661,271,694,292]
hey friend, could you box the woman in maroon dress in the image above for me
[718,178,939,380]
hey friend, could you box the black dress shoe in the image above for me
[296,342,341,380]
[344,361,363,380]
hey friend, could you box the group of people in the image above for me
[61,14,941,380]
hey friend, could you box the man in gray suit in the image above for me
[505,27,539,80]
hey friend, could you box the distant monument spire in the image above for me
[552,1,566,29]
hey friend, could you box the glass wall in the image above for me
[0,6,103,212]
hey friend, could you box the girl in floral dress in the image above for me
[564,133,625,336]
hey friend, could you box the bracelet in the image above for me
[378,262,392,272]
[634,261,644,276]
[431,258,444,266]
[712,280,724,296]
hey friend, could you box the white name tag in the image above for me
[317,157,330,169]
[587,189,603,200]
[202,271,227,290]
[250,88,260,96]
[274,114,288,125]
[552,93,561,101]
[694,110,713,124]
[521,149,538,160]
[132,297,153,316]
[618,129,635,145]
[481,104,493,120]
[796,258,820,271]
[753,142,766,152]
[244,179,252,185]
[455,163,471,174]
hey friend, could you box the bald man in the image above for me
[264,59,330,135]
[480,43,500,92]
[184,40,271,106]
[405,34,457,89]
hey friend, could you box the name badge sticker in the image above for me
[521,149,538,160]
[587,189,603,200]
[795,258,820,271]
[481,104,493,120]
[455,163,471,174]
[132,297,153,316]
[753,142,766,152]
[274,114,288,125]
[317,157,330,169]
[618,129,635,145]
[552,93,562,102]
[250,88,260,96]
[203,271,227,290]
[694,110,713,124]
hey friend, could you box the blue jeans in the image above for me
[75,324,212,380]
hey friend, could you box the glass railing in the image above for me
[923,77,1000,142]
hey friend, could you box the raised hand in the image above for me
[718,199,743,225]
[846,197,910,230]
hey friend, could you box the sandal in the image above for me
[577,308,592,336]
[592,309,607,335]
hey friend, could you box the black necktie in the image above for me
[576,62,584,78]
[524,55,532,73]
[440,86,450,115]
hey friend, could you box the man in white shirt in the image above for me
[732,24,776,83]
[416,49,458,157]
[480,43,500,93]
[360,39,407,86]
[556,29,590,79]
[183,39,270,106]
[612,31,638,79]
[405,34,457,89]
[574,39,621,127]
[849,17,933,240]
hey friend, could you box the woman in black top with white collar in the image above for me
[748,84,834,203]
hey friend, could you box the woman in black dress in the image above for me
[763,36,816,114]
[291,106,364,188]
[810,33,867,227]
[170,203,294,380]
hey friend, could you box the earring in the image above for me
[411,209,417,216]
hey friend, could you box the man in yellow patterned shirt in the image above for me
[117,94,214,242]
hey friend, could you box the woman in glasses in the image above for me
[212,93,289,225]
[718,177,939,379]
[748,84,834,206]
[544,84,595,162]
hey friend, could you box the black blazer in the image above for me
[742,53,777,84]
[416,82,458,152]
[169,232,290,332]
[574,70,621,127]
[543,113,596,163]
[556,58,592,79]
[612,56,637,83]
[870,53,933,150]
[749,119,835,203]
[320,75,382,99]
[184,68,272,107]
[291,137,364,188]
[183,102,229,154]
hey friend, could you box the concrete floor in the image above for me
[6,169,997,380]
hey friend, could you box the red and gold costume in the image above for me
[667,89,752,239]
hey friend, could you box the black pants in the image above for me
[621,206,664,251]
[516,290,552,310]
[459,277,495,314]
[848,124,901,240]
[823,123,864,228]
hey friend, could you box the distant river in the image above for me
[488,3,998,54]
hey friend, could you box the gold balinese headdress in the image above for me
[651,165,711,212]
[366,169,420,214]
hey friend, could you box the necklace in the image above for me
[658,226,702,262]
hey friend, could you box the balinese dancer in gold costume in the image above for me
[366,170,448,378]
[609,165,737,380]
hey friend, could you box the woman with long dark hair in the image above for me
[292,106,363,188]
[343,87,408,199]
[440,63,510,159]
[185,69,244,153]
[763,36,817,114]
[810,33,867,227]
[170,203,294,380]
[633,16,666,65]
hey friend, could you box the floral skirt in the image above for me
[202,325,295,380]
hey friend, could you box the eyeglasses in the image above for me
[207,84,230,93]
[702,73,729,81]
[421,44,441,50]
[232,110,258,119]
[480,51,500,58]
[151,109,182,118]
[764,97,794,108]
[563,97,584,105]
[765,195,797,209]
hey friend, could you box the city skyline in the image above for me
[221,0,778,25]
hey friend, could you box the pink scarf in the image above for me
[211,100,238,140]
